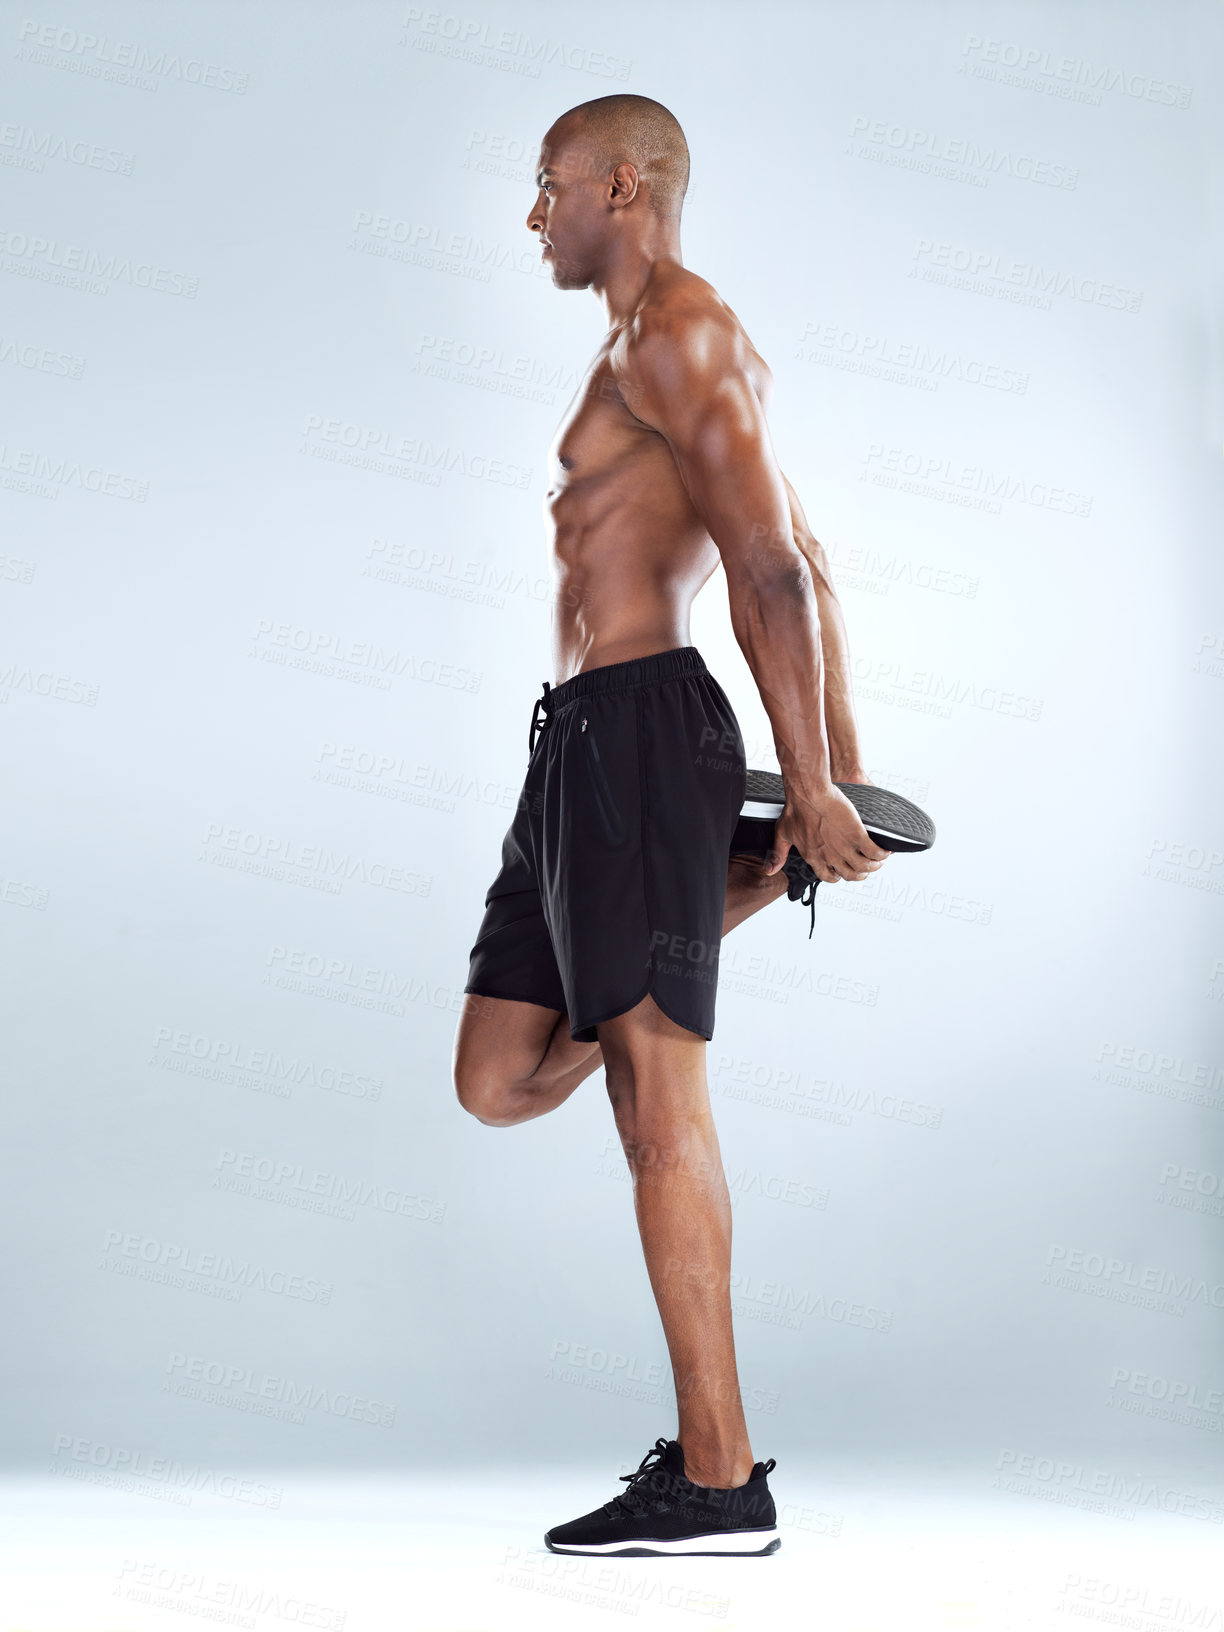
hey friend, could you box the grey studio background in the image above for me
[3,0,1222,1506]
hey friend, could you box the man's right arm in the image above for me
[621,306,888,884]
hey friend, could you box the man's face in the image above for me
[526,123,609,291]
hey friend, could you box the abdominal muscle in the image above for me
[551,530,719,681]
[545,365,724,680]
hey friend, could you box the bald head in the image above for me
[551,94,689,219]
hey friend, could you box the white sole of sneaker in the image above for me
[546,1526,781,1556]
[740,771,936,854]
[739,804,917,848]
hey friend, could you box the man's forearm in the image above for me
[796,540,867,780]
[727,565,835,799]
[783,478,868,781]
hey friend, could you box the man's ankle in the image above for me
[680,1448,756,1489]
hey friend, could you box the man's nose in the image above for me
[526,196,545,235]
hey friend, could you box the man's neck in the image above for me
[594,230,683,326]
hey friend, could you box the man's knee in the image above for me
[453,1059,519,1126]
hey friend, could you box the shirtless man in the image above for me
[452,94,890,1557]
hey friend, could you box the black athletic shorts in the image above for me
[464,647,746,1043]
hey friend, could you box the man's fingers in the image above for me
[853,829,890,862]
[773,808,891,885]
[832,848,883,882]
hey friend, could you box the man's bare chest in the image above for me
[548,358,654,483]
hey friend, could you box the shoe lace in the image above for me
[799,878,817,938]
[605,1437,671,1518]
[783,848,820,938]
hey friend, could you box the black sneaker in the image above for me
[730,769,937,936]
[729,775,821,935]
[544,1437,780,1557]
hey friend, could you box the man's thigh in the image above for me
[453,990,567,1088]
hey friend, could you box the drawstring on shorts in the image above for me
[528,680,552,758]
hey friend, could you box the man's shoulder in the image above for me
[620,267,743,376]
[632,265,736,338]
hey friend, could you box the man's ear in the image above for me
[608,161,640,208]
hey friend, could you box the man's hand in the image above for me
[765,784,891,884]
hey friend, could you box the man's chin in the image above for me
[550,263,590,291]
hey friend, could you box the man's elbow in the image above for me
[732,560,816,629]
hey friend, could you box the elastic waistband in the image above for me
[547,647,707,708]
